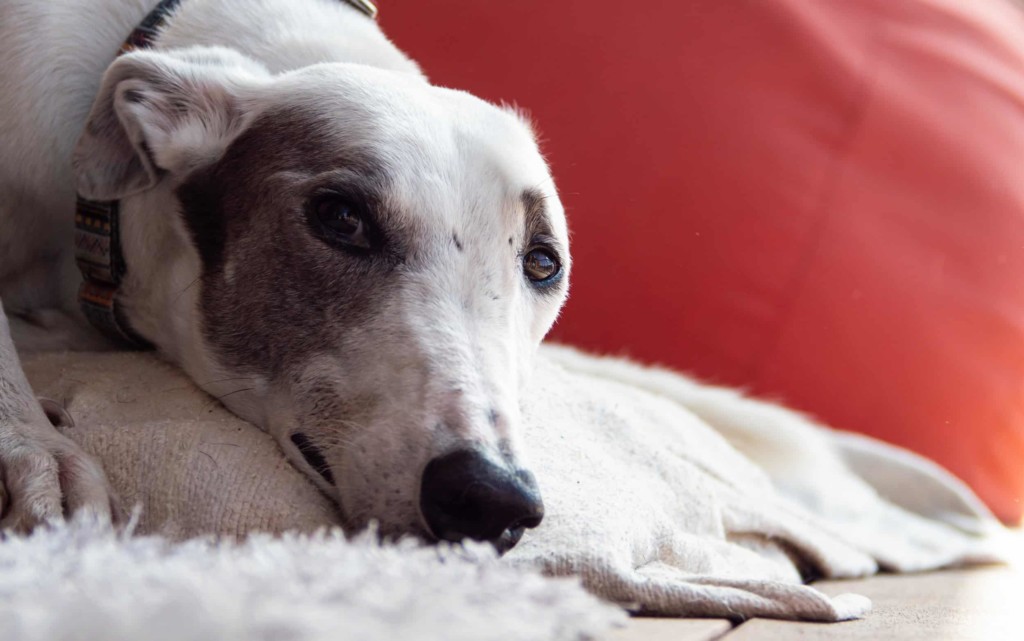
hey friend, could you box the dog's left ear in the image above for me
[73,47,269,201]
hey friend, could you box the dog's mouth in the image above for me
[290,432,335,486]
[288,432,533,555]
[424,523,527,556]
[492,526,526,555]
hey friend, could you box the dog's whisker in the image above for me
[213,387,256,401]
[172,275,202,304]
[197,376,260,386]
[160,376,259,394]
[320,434,359,446]
[306,430,360,447]
[320,419,371,434]
[201,387,256,413]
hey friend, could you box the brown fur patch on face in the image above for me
[175,105,404,381]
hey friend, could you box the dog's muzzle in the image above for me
[419,448,544,554]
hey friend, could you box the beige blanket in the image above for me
[21,347,1006,622]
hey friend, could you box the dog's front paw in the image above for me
[0,404,120,533]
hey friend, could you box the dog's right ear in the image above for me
[73,47,269,201]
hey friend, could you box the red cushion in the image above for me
[384,0,1024,522]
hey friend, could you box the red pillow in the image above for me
[384,0,1024,522]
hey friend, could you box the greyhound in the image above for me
[0,0,569,551]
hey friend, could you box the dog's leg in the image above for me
[0,299,118,531]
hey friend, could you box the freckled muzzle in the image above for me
[419,448,544,554]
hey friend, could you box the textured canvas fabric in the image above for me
[18,347,1007,622]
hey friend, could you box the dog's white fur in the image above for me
[0,0,813,541]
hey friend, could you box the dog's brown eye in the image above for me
[314,196,369,249]
[523,247,561,284]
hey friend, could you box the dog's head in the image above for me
[73,48,569,550]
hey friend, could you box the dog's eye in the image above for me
[523,247,561,284]
[313,196,370,249]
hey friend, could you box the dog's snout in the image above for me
[419,449,544,553]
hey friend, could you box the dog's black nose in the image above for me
[419,449,544,553]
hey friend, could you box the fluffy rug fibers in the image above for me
[0,518,622,641]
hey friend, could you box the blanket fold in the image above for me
[18,347,1006,622]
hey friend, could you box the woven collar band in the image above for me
[74,0,378,347]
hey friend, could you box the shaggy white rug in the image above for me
[0,518,622,641]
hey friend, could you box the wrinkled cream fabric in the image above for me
[21,347,1005,622]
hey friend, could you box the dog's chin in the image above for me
[349,508,523,555]
[419,524,526,556]
[298,473,528,556]
[288,435,526,554]
[492,526,526,555]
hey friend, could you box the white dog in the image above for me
[1,0,572,551]
[1,0,816,552]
